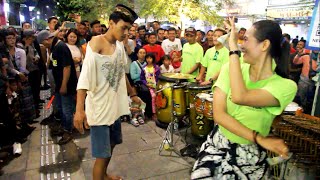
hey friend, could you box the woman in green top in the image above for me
[191,18,297,179]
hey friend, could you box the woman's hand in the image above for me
[200,80,211,86]
[225,17,238,50]
[73,57,81,63]
[256,135,289,158]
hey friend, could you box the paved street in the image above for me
[0,91,199,180]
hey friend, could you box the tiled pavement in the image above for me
[0,91,203,180]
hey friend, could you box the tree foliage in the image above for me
[137,0,233,26]
[55,0,233,26]
[55,0,133,22]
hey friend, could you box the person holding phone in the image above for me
[191,17,297,179]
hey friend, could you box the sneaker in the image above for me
[40,116,54,125]
[58,132,73,145]
[51,126,64,136]
[13,142,22,155]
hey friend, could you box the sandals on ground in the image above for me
[137,117,145,124]
[130,118,139,127]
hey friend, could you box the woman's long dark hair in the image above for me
[253,20,289,78]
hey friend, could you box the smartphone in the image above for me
[234,17,238,23]
[65,22,76,29]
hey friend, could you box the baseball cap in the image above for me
[185,27,196,35]
[37,30,55,44]
[114,4,138,23]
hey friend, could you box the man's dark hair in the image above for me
[239,28,246,32]
[197,30,205,37]
[168,27,176,33]
[48,16,58,23]
[109,11,134,24]
[214,28,227,35]
[299,40,306,47]
[22,21,31,28]
[90,20,100,28]
[157,28,165,34]
[283,33,291,41]
[153,21,160,25]
[79,21,87,27]
[207,30,214,34]
[148,32,157,38]
[137,25,146,32]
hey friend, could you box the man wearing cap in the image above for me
[38,30,78,144]
[180,27,203,79]
[197,28,229,85]
[22,29,42,110]
[74,4,142,180]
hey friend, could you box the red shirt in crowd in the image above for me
[143,44,165,63]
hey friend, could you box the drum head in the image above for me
[159,74,188,83]
[187,82,212,90]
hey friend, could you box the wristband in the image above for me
[229,50,241,57]
[130,94,137,98]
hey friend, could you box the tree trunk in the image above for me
[8,2,20,25]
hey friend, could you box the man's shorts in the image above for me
[90,119,122,158]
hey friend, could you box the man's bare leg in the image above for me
[92,145,121,180]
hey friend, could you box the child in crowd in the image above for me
[170,50,181,73]
[160,55,175,73]
[140,53,160,120]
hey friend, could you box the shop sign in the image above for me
[267,6,313,20]
[306,0,320,50]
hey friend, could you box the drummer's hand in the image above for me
[256,135,289,159]
[200,81,211,86]
[131,96,143,106]
[195,75,202,82]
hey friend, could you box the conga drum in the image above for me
[156,75,187,124]
[188,83,214,138]
[203,93,214,119]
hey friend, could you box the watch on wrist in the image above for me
[229,50,241,57]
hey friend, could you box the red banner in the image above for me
[0,0,6,25]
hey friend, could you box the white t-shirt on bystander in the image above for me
[160,64,175,74]
[161,38,182,55]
